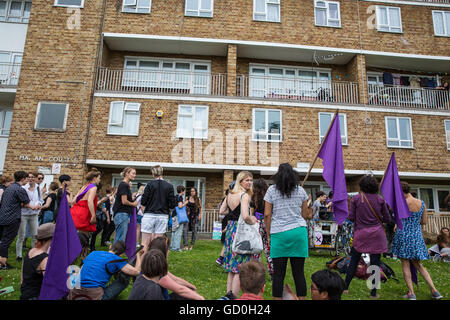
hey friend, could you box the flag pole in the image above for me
[301,109,339,187]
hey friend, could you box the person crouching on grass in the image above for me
[310,269,346,301]
[236,260,266,300]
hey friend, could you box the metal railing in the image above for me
[95,67,227,96]
[423,212,450,235]
[236,74,360,105]
[368,84,450,110]
[0,63,21,87]
[197,209,221,234]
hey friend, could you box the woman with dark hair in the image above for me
[183,187,202,251]
[39,182,59,225]
[263,163,313,300]
[391,182,442,300]
[251,178,273,277]
[344,175,391,299]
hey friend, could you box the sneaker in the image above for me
[0,263,14,270]
[216,257,223,266]
[16,257,22,263]
[403,293,417,300]
[224,291,237,300]
[431,291,443,300]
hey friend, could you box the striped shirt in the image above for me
[0,182,30,225]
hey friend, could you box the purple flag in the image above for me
[380,153,411,230]
[39,188,82,300]
[125,208,137,259]
[317,113,348,225]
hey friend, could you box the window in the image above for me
[122,0,151,13]
[249,64,331,98]
[376,6,402,33]
[0,0,31,23]
[0,109,12,136]
[35,102,69,131]
[318,112,347,145]
[437,190,449,212]
[107,101,141,136]
[252,109,281,142]
[177,105,209,139]
[54,0,83,8]
[123,58,211,95]
[315,0,340,28]
[445,120,450,150]
[433,11,450,37]
[185,0,213,17]
[254,0,280,22]
[385,117,413,148]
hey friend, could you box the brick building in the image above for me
[1,0,449,214]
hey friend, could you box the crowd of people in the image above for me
[0,163,447,301]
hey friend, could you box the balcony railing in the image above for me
[236,74,360,105]
[0,63,21,87]
[368,84,450,110]
[95,67,227,96]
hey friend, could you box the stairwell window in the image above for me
[315,0,341,28]
[54,0,84,8]
[108,101,141,136]
[385,116,413,148]
[185,0,213,17]
[433,11,450,37]
[0,0,31,23]
[122,0,151,14]
[254,0,280,23]
[445,120,450,150]
[0,109,12,136]
[318,112,347,145]
[376,6,402,33]
[35,102,69,131]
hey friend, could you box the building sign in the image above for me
[52,163,62,175]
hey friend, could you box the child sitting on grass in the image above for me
[128,249,167,300]
[236,260,266,300]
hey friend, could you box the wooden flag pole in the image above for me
[301,109,339,187]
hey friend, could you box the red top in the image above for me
[71,195,97,232]
[236,293,264,300]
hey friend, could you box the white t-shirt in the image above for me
[21,184,41,216]
[263,185,309,234]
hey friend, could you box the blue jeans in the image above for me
[170,224,183,251]
[40,210,54,225]
[114,212,130,244]
[102,278,129,300]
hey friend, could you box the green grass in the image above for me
[1,238,448,300]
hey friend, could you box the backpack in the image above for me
[355,258,389,282]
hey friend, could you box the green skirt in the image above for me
[270,226,309,259]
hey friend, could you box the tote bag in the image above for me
[231,214,263,255]
[175,206,189,224]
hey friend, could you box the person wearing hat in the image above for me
[20,223,55,300]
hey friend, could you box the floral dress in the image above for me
[391,201,430,260]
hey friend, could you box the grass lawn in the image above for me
[0,238,448,300]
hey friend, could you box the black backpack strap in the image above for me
[105,258,128,276]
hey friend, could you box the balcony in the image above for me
[236,74,360,105]
[95,67,227,96]
[0,62,21,87]
[368,85,450,111]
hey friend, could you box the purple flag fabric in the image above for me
[39,188,82,300]
[317,113,348,225]
[380,153,411,230]
[125,208,137,259]
[411,264,418,285]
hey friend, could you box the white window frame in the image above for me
[432,10,450,37]
[385,116,413,149]
[176,104,209,139]
[318,112,348,145]
[34,102,69,131]
[185,0,213,18]
[445,120,450,150]
[314,0,341,28]
[253,0,280,23]
[376,6,402,33]
[252,108,282,142]
[0,0,31,23]
[53,0,84,8]
[107,101,141,136]
[0,109,12,137]
[122,0,151,14]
